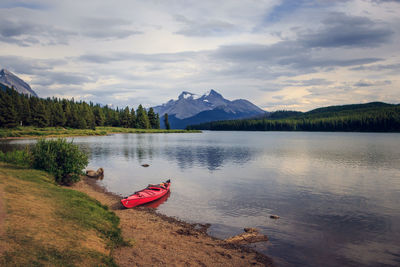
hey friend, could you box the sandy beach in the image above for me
[71,177,274,266]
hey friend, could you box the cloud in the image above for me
[0,1,48,10]
[299,12,393,48]
[78,17,142,39]
[0,18,75,46]
[32,72,92,86]
[284,78,333,86]
[0,55,67,74]
[77,51,197,64]
[214,42,383,73]
[354,79,391,87]
[174,14,237,37]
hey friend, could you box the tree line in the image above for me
[187,103,400,132]
[0,86,160,129]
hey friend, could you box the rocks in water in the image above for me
[141,164,150,167]
[225,228,268,245]
[86,168,104,178]
[270,215,280,219]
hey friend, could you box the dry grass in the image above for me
[0,163,125,266]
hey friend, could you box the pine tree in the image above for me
[164,113,170,130]
[21,96,32,126]
[130,108,136,128]
[136,105,150,129]
[147,107,158,129]
[155,113,160,129]
[0,90,18,128]
[121,106,131,128]
[32,100,49,127]
[93,106,105,126]
[52,102,66,126]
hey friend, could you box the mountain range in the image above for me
[152,90,266,129]
[0,69,38,97]
[1,69,266,129]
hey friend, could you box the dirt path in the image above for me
[71,178,273,267]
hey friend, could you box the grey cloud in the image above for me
[0,1,48,10]
[354,80,391,87]
[79,17,142,39]
[0,55,67,74]
[174,14,237,37]
[215,42,303,62]
[0,18,75,46]
[78,51,197,64]
[284,78,333,86]
[280,56,383,69]
[32,72,92,86]
[299,12,393,48]
[350,63,400,72]
[214,42,383,72]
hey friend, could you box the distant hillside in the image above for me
[187,102,400,132]
[153,89,266,129]
[0,69,38,97]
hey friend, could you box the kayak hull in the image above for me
[121,180,170,208]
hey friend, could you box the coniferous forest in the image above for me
[0,86,160,129]
[187,102,400,132]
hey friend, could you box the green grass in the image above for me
[0,126,200,139]
[0,163,126,266]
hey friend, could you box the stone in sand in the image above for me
[225,228,268,245]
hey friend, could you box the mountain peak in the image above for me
[152,89,265,126]
[178,91,199,100]
[0,68,38,97]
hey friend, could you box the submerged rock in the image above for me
[225,228,268,245]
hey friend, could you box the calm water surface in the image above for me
[2,131,400,266]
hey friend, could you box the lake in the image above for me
[1,131,400,266]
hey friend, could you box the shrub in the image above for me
[0,148,32,167]
[32,138,88,185]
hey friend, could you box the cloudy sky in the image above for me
[0,0,399,111]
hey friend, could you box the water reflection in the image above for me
[162,145,253,170]
[143,191,171,209]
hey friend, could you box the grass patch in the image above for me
[0,163,125,266]
[0,126,200,139]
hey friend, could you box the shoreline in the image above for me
[0,126,201,140]
[72,177,274,266]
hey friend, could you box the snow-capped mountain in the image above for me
[152,89,266,129]
[0,69,38,97]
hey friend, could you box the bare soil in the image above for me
[72,178,274,267]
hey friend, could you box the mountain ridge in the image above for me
[152,89,266,128]
[0,69,38,97]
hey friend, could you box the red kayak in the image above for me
[121,179,171,208]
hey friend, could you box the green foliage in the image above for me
[0,148,32,166]
[120,106,131,128]
[31,138,88,184]
[0,86,160,130]
[147,107,159,129]
[164,113,170,130]
[0,90,18,127]
[188,103,400,132]
[31,100,49,127]
[136,104,150,129]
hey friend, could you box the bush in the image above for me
[32,138,88,185]
[0,148,32,167]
